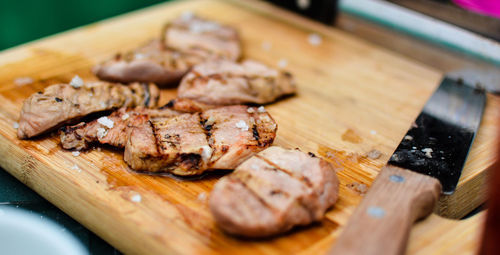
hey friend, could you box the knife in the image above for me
[330,77,486,255]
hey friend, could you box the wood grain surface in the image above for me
[0,0,496,254]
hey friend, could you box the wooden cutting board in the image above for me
[0,0,497,254]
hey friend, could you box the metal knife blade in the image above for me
[388,77,486,194]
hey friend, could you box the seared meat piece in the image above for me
[93,40,207,86]
[124,105,277,176]
[209,146,339,238]
[163,13,241,61]
[60,107,181,150]
[18,81,159,139]
[94,14,241,86]
[177,60,296,105]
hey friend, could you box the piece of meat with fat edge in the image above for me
[177,59,296,105]
[17,79,159,139]
[209,146,339,238]
[124,105,277,176]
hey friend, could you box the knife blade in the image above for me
[330,77,486,255]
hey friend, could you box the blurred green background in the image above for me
[0,0,170,51]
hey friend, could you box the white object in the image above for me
[0,207,87,255]
[308,33,322,46]
[97,116,114,129]
[69,75,84,88]
[131,194,142,203]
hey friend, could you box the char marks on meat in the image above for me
[209,146,339,237]
[178,59,296,105]
[60,107,181,150]
[94,15,241,86]
[18,81,159,139]
[124,105,277,176]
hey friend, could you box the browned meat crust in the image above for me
[162,13,241,61]
[124,105,277,176]
[60,107,181,150]
[209,146,339,238]
[18,81,159,139]
[94,14,241,86]
[177,60,296,105]
[93,40,206,86]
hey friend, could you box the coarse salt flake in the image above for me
[70,75,84,88]
[72,151,80,157]
[404,135,413,141]
[278,58,288,69]
[14,77,34,86]
[235,120,249,131]
[205,116,216,126]
[257,106,266,113]
[200,145,213,162]
[181,10,194,21]
[121,113,130,120]
[131,194,142,203]
[134,53,146,60]
[197,192,207,202]
[71,164,81,172]
[13,122,19,129]
[308,33,322,46]
[422,148,433,158]
[297,0,311,9]
[247,108,255,113]
[97,116,114,128]
[261,41,272,51]
[97,127,108,139]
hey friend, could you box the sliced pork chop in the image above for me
[18,80,159,139]
[124,105,277,176]
[93,39,207,86]
[60,107,181,150]
[163,13,241,61]
[209,146,339,238]
[177,60,296,105]
[60,98,217,151]
[94,14,241,86]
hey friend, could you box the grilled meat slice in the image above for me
[93,39,207,86]
[177,60,296,105]
[94,14,241,86]
[209,146,339,238]
[124,105,277,176]
[18,81,159,139]
[163,14,241,61]
[60,107,181,150]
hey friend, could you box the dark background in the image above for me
[0,0,169,51]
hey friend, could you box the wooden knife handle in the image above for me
[329,165,441,255]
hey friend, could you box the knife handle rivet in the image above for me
[389,175,405,183]
[367,206,385,218]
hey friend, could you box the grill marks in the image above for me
[177,59,296,105]
[124,105,277,176]
[209,147,340,237]
[18,81,160,139]
[59,107,180,150]
[255,154,313,188]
